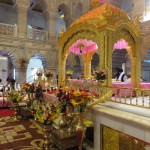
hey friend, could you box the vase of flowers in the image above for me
[7,90,25,120]
[37,69,43,81]
[45,70,53,86]
[22,83,31,99]
[33,103,60,149]
[70,90,93,112]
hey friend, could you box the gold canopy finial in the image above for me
[90,0,100,9]
[102,3,111,19]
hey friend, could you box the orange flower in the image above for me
[70,98,84,106]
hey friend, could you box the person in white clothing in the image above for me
[5,79,20,92]
[124,74,131,83]
[118,71,127,82]
[113,68,127,82]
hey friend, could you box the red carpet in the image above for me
[0,109,15,117]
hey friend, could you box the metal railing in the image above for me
[65,79,150,109]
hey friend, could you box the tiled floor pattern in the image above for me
[0,124,32,144]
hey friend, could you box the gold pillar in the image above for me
[83,52,94,77]
[58,48,67,86]
[86,61,92,77]
[134,38,142,88]
[98,31,113,86]
[58,48,63,86]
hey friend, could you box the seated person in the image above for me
[124,74,131,83]
[113,68,127,82]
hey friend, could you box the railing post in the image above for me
[14,25,18,37]
[45,31,48,41]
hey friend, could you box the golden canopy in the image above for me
[58,2,142,87]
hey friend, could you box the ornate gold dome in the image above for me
[71,2,129,27]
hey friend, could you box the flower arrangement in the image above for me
[37,69,43,76]
[94,69,108,81]
[44,70,53,78]
[56,88,93,113]
[66,69,73,76]
[33,103,60,125]
[22,83,30,92]
[19,57,28,67]
[70,90,93,112]
[7,90,25,104]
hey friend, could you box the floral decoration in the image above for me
[70,90,93,112]
[44,70,53,78]
[37,69,43,76]
[19,57,28,67]
[56,88,93,113]
[32,103,60,125]
[94,69,108,81]
[7,90,25,103]
[22,83,30,92]
[66,69,73,76]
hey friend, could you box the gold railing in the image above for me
[102,86,150,109]
[65,79,150,109]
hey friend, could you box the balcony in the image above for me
[0,23,48,41]
[0,23,17,37]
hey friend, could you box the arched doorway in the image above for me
[112,39,131,81]
[27,53,48,83]
[27,0,48,41]
[0,50,16,85]
[56,8,66,37]
[58,3,71,28]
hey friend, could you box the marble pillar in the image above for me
[15,67,27,87]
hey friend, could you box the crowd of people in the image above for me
[0,78,20,94]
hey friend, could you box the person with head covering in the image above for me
[114,67,127,82]
[124,73,131,83]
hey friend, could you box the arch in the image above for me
[58,3,142,87]
[58,3,71,27]
[27,0,48,30]
[29,53,48,69]
[56,8,66,37]
[0,50,16,67]
[35,0,48,12]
